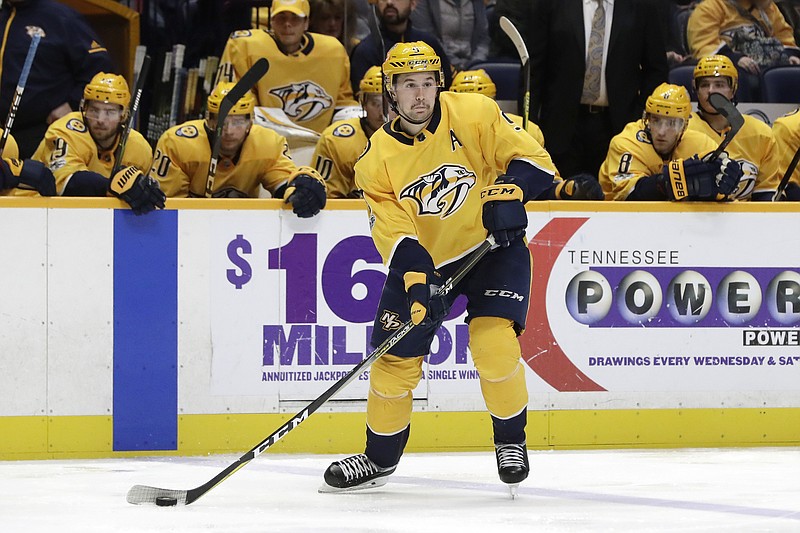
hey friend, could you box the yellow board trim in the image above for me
[2,409,800,460]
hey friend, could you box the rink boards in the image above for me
[1,198,799,459]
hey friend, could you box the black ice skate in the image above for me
[319,453,396,493]
[495,442,529,499]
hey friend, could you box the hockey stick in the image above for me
[499,16,530,130]
[772,144,800,202]
[707,93,744,161]
[110,54,152,178]
[204,58,269,197]
[0,32,41,158]
[127,236,495,506]
[367,0,388,122]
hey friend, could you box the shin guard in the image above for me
[469,317,529,419]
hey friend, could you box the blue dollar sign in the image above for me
[227,234,252,289]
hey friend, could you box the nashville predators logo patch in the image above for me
[379,310,403,331]
[176,125,199,138]
[66,118,87,133]
[636,130,651,144]
[231,30,253,38]
[732,159,757,199]
[400,164,476,218]
[333,124,355,138]
[270,81,333,123]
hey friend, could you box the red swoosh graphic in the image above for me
[520,217,606,392]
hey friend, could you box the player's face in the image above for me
[362,93,385,132]
[378,0,415,25]
[83,101,124,147]
[695,76,735,114]
[271,12,309,52]
[392,72,438,123]
[208,114,252,157]
[647,114,685,157]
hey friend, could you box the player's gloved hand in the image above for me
[701,152,741,199]
[109,166,167,215]
[403,270,448,326]
[285,166,326,218]
[553,174,605,200]
[481,175,527,248]
[661,155,722,200]
[1,158,56,196]
[784,182,800,201]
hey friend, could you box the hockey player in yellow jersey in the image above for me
[217,0,359,134]
[687,55,778,200]
[311,66,387,198]
[600,83,742,201]
[773,108,800,200]
[152,82,327,215]
[449,69,547,149]
[32,72,165,214]
[321,41,603,496]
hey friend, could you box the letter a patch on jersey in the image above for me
[450,130,463,151]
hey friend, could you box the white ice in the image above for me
[2,448,800,532]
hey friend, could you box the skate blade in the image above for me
[318,477,389,494]
[507,483,520,500]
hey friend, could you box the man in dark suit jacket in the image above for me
[494,0,668,179]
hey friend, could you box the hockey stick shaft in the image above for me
[499,16,530,130]
[127,236,495,506]
[772,144,800,202]
[0,32,41,158]
[204,58,269,197]
[110,55,152,178]
[707,93,744,161]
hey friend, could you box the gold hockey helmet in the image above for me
[693,55,738,93]
[83,73,130,108]
[207,82,256,116]
[645,83,692,120]
[359,66,384,95]
[449,69,497,99]
[382,41,444,89]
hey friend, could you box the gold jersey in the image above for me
[31,111,152,195]
[506,112,545,147]
[773,109,800,189]
[600,119,718,200]
[152,120,297,198]
[218,30,358,134]
[355,92,556,268]
[312,117,370,198]
[687,112,778,199]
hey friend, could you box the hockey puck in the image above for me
[155,496,178,507]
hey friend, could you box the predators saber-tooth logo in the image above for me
[269,81,333,122]
[400,164,476,218]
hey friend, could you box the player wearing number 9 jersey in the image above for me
[599,83,740,201]
[321,41,601,497]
